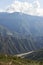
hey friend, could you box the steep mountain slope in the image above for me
[0,12,43,55]
[0,25,43,55]
[0,26,35,55]
[0,12,43,36]
[24,49,43,61]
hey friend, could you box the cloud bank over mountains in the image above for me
[0,0,43,16]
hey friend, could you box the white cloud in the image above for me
[37,8,43,16]
[32,0,40,8]
[3,0,43,16]
[6,1,32,13]
[31,0,40,15]
[0,9,4,12]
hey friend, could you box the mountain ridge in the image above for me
[0,25,43,55]
[0,12,43,36]
[0,12,43,55]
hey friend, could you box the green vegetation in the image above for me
[0,54,43,65]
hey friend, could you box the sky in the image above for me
[0,0,43,16]
[0,0,43,9]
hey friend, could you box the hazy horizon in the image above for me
[0,0,43,16]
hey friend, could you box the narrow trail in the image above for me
[16,51,34,57]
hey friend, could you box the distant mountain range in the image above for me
[0,12,43,36]
[0,12,43,55]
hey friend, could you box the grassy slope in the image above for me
[0,54,43,65]
[24,49,43,61]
